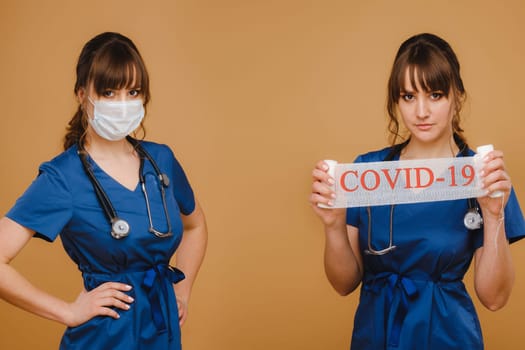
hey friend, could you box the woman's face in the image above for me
[77,78,144,142]
[397,68,455,145]
[79,78,143,120]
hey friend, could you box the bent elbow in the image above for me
[483,299,508,312]
[479,293,510,312]
[485,303,503,312]
[335,288,351,297]
[487,304,503,312]
[332,281,360,296]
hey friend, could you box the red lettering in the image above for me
[448,165,457,186]
[361,170,380,191]
[381,168,403,189]
[403,168,413,188]
[414,167,434,188]
[340,170,359,192]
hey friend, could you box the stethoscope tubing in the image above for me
[78,137,173,239]
[364,134,482,255]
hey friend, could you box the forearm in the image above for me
[474,214,514,311]
[0,263,71,325]
[324,224,362,296]
[173,211,207,301]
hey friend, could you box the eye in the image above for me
[430,91,444,100]
[102,90,114,97]
[129,89,141,97]
[400,93,414,101]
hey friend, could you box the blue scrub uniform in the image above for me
[7,141,195,350]
[346,147,525,350]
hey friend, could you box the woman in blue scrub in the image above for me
[310,33,525,349]
[0,32,207,349]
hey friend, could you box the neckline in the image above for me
[82,149,141,193]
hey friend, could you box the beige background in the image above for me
[1,0,524,349]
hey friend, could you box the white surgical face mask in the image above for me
[88,97,145,141]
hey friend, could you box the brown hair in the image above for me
[64,32,150,150]
[386,33,467,147]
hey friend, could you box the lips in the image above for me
[416,123,433,131]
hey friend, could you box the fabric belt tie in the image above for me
[363,272,418,348]
[142,265,185,337]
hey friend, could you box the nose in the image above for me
[416,96,430,119]
[115,90,129,101]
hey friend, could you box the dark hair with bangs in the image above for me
[386,33,466,147]
[64,32,150,150]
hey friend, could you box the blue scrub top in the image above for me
[7,141,195,350]
[346,147,525,350]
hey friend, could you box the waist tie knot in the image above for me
[363,272,418,348]
[142,265,185,336]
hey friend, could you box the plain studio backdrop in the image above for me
[1,1,524,349]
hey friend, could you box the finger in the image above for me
[485,180,512,198]
[179,311,187,326]
[479,149,503,161]
[312,173,335,195]
[312,160,335,178]
[312,180,335,196]
[96,288,135,304]
[96,282,133,292]
[481,169,510,187]
[176,297,187,325]
[311,180,336,199]
[97,306,122,320]
[309,192,334,207]
[480,150,504,169]
[489,149,504,159]
[102,297,132,311]
[315,160,330,171]
[482,157,506,174]
[312,168,334,184]
[481,175,511,199]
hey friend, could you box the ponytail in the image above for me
[63,106,87,150]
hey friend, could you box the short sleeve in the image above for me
[472,188,525,249]
[503,189,525,243]
[166,147,195,216]
[6,162,73,242]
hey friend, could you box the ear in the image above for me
[76,87,86,104]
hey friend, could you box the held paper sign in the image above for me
[323,156,488,208]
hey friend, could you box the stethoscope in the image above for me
[364,135,483,256]
[78,136,173,239]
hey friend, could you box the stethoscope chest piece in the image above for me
[111,218,130,239]
[464,207,483,230]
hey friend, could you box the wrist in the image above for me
[55,301,76,327]
[485,213,505,222]
[173,283,191,303]
[481,208,505,223]
[324,221,348,236]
